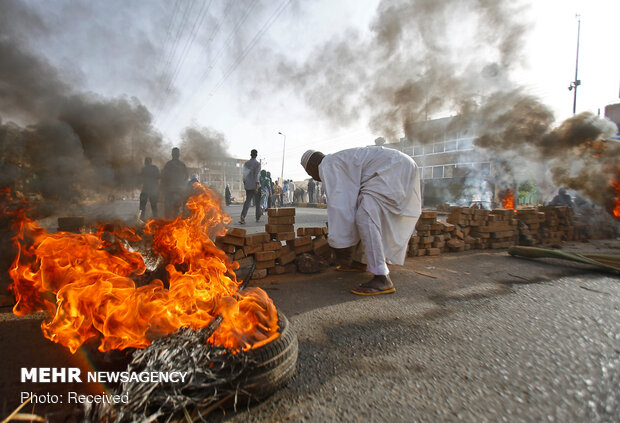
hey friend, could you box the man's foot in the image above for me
[351,275,395,296]
[335,261,368,272]
[238,216,245,224]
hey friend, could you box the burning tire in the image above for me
[233,311,298,406]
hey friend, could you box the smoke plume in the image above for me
[180,126,230,163]
[254,0,619,211]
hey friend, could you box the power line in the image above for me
[155,0,197,113]
[158,0,213,113]
[160,0,258,130]
[203,0,292,102]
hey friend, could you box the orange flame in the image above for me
[6,184,279,353]
[612,176,620,221]
[500,189,515,209]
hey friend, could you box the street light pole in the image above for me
[278,131,286,184]
[568,14,581,115]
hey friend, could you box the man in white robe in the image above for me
[301,147,421,295]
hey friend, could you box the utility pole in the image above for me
[278,132,286,184]
[568,14,581,115]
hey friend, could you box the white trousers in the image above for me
[355,205,389,276]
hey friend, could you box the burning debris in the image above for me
[6,184,279,353]
[2,184,299,419]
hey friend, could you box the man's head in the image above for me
[251,149,258,158]
[559,188,567,195]
[172,147,180,159]
[301,150,325,181]
[144,157,152,165]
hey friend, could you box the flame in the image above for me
[6,184,279,353]
[500,189,515,209]
[612,172,620,221]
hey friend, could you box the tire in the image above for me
[232,312,298,406]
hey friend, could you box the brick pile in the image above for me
[515,207,578,245]
[408,211,462,257]
[470,209,518,249]
[537,206,576,243]
[216,208,331,279]
[407,206,579,257]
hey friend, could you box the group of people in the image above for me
[138,147,192,221]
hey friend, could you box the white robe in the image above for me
[319,146,421,267]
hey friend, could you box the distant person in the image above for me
[239,149,261,224]
[294,186,305,203]
[288,180,296,204]
[282,179,289,205]
[267,171,274,208]
[225,184,232,206]
[161,147,189,219]
[259,170,271,211]
[548,188,574,207]
[308,178,316,203]
[273,181,283,207]
[138,157,159,221]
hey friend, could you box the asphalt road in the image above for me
[2,201,619,422]
[225,241,620,423]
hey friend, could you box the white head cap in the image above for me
[300,150,316,170]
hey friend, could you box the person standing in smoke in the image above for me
[548,188,574,207]
[225,184,232,206]
[138,157,159,221]
[239,149,261,224]
[161,147,189,219]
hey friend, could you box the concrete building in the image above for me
[383,117,499,208]
[604,103,620,134]
[192,157,246,202]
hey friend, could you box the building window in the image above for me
[433,142,445,153]
[445,140,457,152]
[432,166,444,179]
[444,165,454,178]
[423,166,433,179]
[480,162,490,176]
[458,138,474,151]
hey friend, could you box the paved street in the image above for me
[228,243,620,422]
[2,201,619,422]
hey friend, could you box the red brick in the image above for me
[255,251,276,261]
[245,232,270,245]
[267,208,295,217]
[228,227,247,237]
[265,224,295,234]
[268,216,295,225]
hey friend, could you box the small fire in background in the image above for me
[500,189,515,210]
[5,184,279,354]
[610,167,620,220]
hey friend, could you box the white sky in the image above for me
[12,0,620,181]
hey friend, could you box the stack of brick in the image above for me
[216,208,332,280]
[408,211,459,256]
[515,209,545,245]
[297,226,331,259]
[470,209,518,249]
[537,206,575,243]
[406,205,590,258]
[263,208,298,276]
[445,208,481,250]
